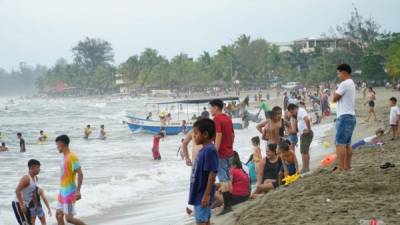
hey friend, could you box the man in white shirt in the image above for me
[288,103,313,173]
[333,64,356,171]
[389,97,400,140]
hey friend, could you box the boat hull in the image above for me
[126,116,243,135]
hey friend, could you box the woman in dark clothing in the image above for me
[251,143,283,199]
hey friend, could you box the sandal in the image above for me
[380,162,395,169]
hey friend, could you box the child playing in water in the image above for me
[152,132,164,160]
[84,125,92,139]
[29,186,52,225]
[279,141,299,177]
[99,125,106,140]
[0,142,8,151]
[38,130,48,142]
[189,118,218,225]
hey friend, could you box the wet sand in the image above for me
[212,87,400,225]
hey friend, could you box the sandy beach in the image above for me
[209,87,400,225]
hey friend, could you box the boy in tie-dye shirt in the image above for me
[55,135,86,225]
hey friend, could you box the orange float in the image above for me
[320,153,337,168]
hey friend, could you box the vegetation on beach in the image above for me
[0,7,399,94]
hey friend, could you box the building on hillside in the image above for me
[115,73,129,94]
[274,37,355,53]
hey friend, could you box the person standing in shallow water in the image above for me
[55,135,86,225]
[333,64,356,172]
[17,132,26,152]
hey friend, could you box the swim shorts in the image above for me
[335,114,356,145]
[194,205,211,223]
[300,131,313,154]
[218,157,233,182]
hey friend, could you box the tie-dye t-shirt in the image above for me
[58,151,81,204]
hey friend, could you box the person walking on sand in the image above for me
[18,133,26,152]
[55,135,86,225]
[209,99,235,215]
[333,64,356,172]
[365,87,377,122]
[287,104,313,173]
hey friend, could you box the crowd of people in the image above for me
[180,64,363,224]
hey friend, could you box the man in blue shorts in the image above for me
[333,64,356,171]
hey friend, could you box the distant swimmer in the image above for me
[17,132,26,152]
[0,142,8,151]
[84,125,92,139]
[38,130,48,142]
[99,125,106,140]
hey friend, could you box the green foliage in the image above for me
[23,8,400,94]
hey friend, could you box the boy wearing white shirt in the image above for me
[333,64,356,172]
[288,104,313,173]
[389,97,400,140]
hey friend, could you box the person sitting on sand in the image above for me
[279,141,299,177]
[99,125,106,140]
[352,128,384,150]
[251,144,283,199]
[215,151,250,208]
[84,125,92,139]
[245,154,257,187]
[38,130,48,142]
[0,142,8,151]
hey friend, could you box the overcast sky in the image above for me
[1,0,399,71]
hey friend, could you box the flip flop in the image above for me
[380,162,395,169]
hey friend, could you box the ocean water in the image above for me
[0,97,334,225]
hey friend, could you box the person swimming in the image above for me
[84,125,92,139]
[0,142,8,151]
[38,130,48,142]
[99,125,106,140]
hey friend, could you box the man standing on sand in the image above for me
[209,99,235,215]
[333,64,356,171]
[288,104,313,173]
[18,133,26,152]
[55,135,86,225]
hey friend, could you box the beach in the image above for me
[211,87,400,225]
